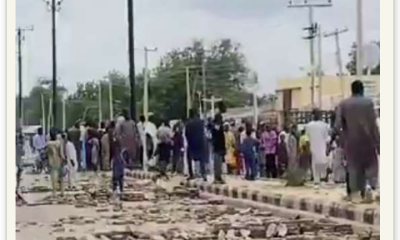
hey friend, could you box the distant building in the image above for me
[275,75,380,111]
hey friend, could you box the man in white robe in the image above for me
[306,109,330,188]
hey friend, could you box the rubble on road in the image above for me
[17,174,379,240]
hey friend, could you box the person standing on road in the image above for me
[261,125,278,178]
[47,129,64,197]
[224,123,236,175]
[298,128,312,181]
[16,129,24,192]
[156,120,173,177]
[335,80,380,202]
[115,110,141,169]
[306,109,330,188]
[68,123,82,171]
[277,133,288,178]
[210,113,226,184]
[185,109,207,181]
[240,129,260,181]
[33,127,46,154]
[64,134,78,189]
[172,121,184,174]
[137,115,146,168]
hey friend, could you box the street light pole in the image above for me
[356,0,363,78]
[186,67,191,118]
[143,47,157,121]
[127,0,136,121]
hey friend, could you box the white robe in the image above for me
[306,121,330,184]
[65,141,78,187]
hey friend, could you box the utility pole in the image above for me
[98,82,102,126]
[43,0,64,128]
[317,24,323,109]
[143,47,157,121]
[356,0,363,77]
[62,99,66,130]
[288,0,332,109]
[186,67,192,118]
[324,28,348,100]
[16,26,33,128]
[108,76,114,120]
[201,60,207,114]
[41,93,46,133]
[127,0,136,120]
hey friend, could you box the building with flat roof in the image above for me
[275,75,380,111]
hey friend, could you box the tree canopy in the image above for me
[19,39,256,128]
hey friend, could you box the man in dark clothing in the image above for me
[172,122,184,174]
[335,80,380,202]
[240,129,259,180]
[210,113,226,184]
[185,109,207,181]
[68,123,82,170]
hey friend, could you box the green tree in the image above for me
[149,39,252,120]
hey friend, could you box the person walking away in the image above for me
[232,123,243,175]
[80,123,87,171]
[33,127,47,171]
[185,109,207,181]
[101,125,111,171]
[261,125,278,178]
[256,124,266,178]
[16,130,24,192]
[277,134,288,178]
[331,135,346,183]
[299,129,312,181]
[68,123,82,171]
[172,122,184,174]
[156,120,173,178]
[240,129,259,180]
[335,80,379,202]
[286,125,304,186]
[115,110,141,169]
[306,109,330,189]
[211,113,226,184]
[47,129,64,197]
[65,134,78,189]
[137,115,146,168]
[89,136,100,174]
[112,141,125,195]
[224,123,236,174]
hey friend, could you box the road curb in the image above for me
[125,170,379,226]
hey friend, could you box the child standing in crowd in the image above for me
[240,129,259,181]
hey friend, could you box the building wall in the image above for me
[275,75,380,111]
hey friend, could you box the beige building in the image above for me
[275,75,380,111]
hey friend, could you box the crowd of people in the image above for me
[16,80,380,204]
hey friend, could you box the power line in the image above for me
[288,0,332,109]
